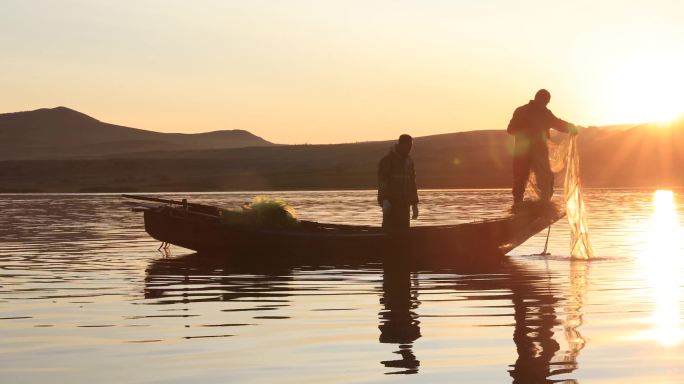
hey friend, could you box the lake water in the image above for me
[2,189,684,383]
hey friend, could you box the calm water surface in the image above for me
[2,190,684,383]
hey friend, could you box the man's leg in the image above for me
[382,206,390,229]
[396,204,410,229]
[383,204,411,231]
[532,144,554,201]
[512,154,531,204]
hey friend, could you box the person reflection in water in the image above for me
[508,276,562,383]
[507,89,580,207]
[378,134,419,230]
[378,265,421,374]
[506,260,587,383]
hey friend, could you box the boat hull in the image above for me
[142,203,564,266]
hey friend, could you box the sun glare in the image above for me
[637,190,684,346]
[603,52,684,125]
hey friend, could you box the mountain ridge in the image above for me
[0,106,273,160]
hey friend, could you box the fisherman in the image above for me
[378,134,419,230]
[507,89,580,206]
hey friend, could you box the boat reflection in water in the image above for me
[144,251,586,381]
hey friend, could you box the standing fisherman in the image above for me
[507,89,580,206]
[378,134,419,230]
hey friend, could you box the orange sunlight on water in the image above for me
[637,190,684,346]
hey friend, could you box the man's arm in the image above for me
[408,161,418,206]
[377,156,390,206]
[408,159,419,219]
[547,110,578,134]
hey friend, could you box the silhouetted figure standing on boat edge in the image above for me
[378,134,419,230]
[507,89,580,206]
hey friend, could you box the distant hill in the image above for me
[0,107,273,160]
[1,114,683,192]
[92,122,684,189]
[0,130,511,192]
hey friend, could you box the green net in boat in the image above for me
[219,196,299,229]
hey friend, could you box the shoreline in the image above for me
[1,186,679,195]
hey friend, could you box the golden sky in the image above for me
[1,0,683,144]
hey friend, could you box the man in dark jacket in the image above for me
[507,89,579,205]
[378,134,419,230]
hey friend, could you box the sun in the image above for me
[602,51,684,124]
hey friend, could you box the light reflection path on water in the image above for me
[636,190,684,346]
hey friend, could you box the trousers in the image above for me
[512,140,554,203]
[382,204,410,231]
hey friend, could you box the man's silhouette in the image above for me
[507,89,579,205]
[378,134,419,230]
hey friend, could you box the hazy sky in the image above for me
[1,0,683,143]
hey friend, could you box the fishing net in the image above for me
[564,136,594,259]
[526,134,594,259]
[220,196,299,229]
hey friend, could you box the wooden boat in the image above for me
[124,194,564,266]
